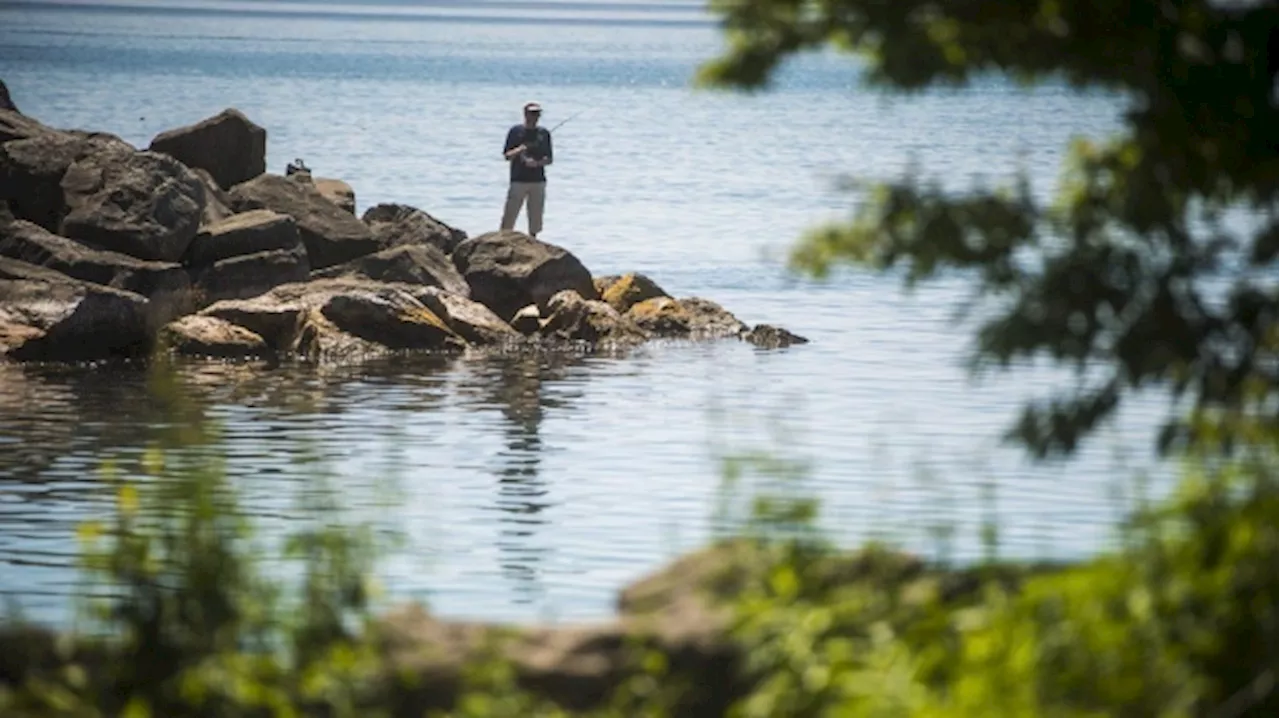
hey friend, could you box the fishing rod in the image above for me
[547,108,589,133]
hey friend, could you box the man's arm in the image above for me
[502,127,524,160]
[539,130,553,166]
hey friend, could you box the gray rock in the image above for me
[539,289,648,345]
[60,146,205,262]
[184,209,302,268]
[362,203,466,255]
[410,286,523,347]
[148,108,266,190]
[0,257,152,361]
[158,315,268,359]
[0,130,132,231]
[192,246,310,305]
[0,108,53,144]
[313,177,355,215]
[451,230,597,322]
[0,219,191,299]
[743,323,809,349]
[192,167,235,227]
[228,173,378,270]
[0,80,17,113]
[312,243,469,297]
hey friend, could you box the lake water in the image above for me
[0,0,1171,627]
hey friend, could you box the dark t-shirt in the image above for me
[504,124,553,183]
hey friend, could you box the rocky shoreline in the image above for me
[0,88,807,365]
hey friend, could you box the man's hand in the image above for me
[505,144,527,160]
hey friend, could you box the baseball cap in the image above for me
[523,101,542,113]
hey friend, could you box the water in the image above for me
[0,1,1172,627]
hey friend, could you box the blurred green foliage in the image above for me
[697,0,1277,460]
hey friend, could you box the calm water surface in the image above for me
[0,1,1171,626]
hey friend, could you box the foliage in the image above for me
[0,363,391,718]
[697,0,1278,459]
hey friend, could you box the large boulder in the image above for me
[228,173,379,269]
[0,257,152,361]
[0,219,190,299]
[0,130,132,231]
[451,230,597,322]
[157,315,267,359]
[148,108,266,190]
[626,296,749,340]
[312,243,469,297]
[411,286,523,347]
[596,272,670,314]
[362,203,466,255]
[183,209,302,268]
[313,177,355,215]
[196,277,469,360]
[0,80,17,113]
[539,289,648,345]
[191,247,310,305]
[59,146,205,262]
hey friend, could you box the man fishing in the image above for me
[500,101,554,238]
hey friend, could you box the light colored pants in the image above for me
[501,181,546,236]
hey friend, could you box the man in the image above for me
[500,101,554,238]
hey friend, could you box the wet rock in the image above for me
[0,130,132,232]
[157,314,267,358]
[0,219,191,299]
[743,323,809,349]
[451,230,597,322]
[313,243,469,297]
[228,173,379,270]
[362,203,466,255]
[184,209,302,268]
[0,258,151,361]
[313,177,355,215]
[0,80,17,113]
[510,304,542,335]
[59,145,205,262]
[197,277,471,359]
[627,296,748,340]
[318,288,464,352]
[148,108,266,190]
[192,247,310,305]
[411,286,523,347]
[540,289,648,345]
[598,272,669,314]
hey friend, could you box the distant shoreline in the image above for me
[0,0,718,29]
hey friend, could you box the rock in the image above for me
[197,277,471,359]
[411,286,523,347]
[0,219,191,299]
[228,173,379,270]
[313,177,355,214]
[451,230,597,322]
[743,323,809,349]
[627,296,748,340]
[191,247,310,305]
[318,288,464,352]
[312,244,469,297]
[362,203,466,255]
[510,304,542,335]
[0,80,17,113]
[192,167,234,226]
[598,272,669,314]
[157,315,267,358]
[0,130,132,232]
[539,289,648,345]
[184,209,302,268]
[148,108,266,190]
[0,108,53,143]
[0,259,152,361]
[59,146,205,262]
